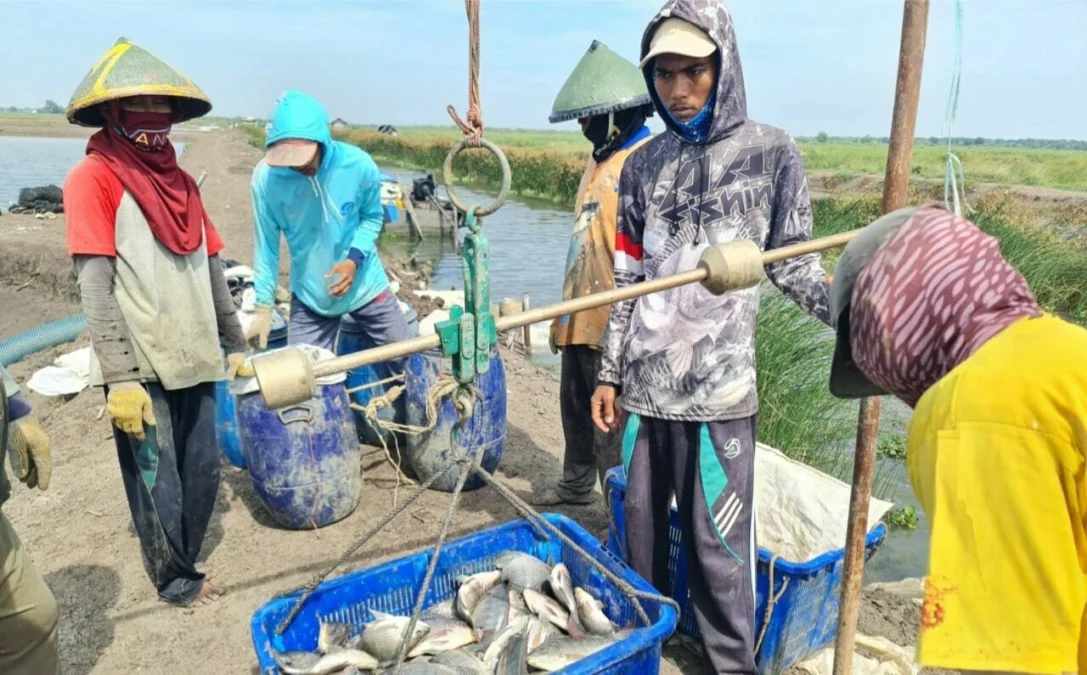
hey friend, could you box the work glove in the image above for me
[246,306,273,351]
[225,352,253,381]
[549,319,561,355]
[7,416,51,491]
[107,382,157,441]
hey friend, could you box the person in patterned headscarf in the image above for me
[829,203,1087,674]
[589,1,831,671]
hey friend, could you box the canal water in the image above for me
[0,136,184,208]
[0,136,925,583]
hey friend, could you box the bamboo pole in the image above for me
[307,230,860,379]
[833,2,929,673]
[521,293,532,355]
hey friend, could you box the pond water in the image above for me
[0,136,185,208]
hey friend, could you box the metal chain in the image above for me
[273,463,455,635]
[393,453,478,673]
[471,466,681,627]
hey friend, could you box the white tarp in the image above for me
[26,347,92,397]
[754,443,894,562]
[794,634,919,675]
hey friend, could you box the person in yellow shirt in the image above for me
[828,203,1087,673]
[531,40,654,507]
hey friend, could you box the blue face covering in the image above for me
[666,91,716,144]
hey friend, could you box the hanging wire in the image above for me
[942,0,967,216]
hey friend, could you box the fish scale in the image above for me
[496,554,551,592]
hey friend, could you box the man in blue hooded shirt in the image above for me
[247,91,410,379]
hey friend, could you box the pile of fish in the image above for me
[275,551,633,674]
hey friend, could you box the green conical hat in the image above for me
[549,40,651,124]
[66,37,212,127]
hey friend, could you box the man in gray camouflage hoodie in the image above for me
[590,1,831,671]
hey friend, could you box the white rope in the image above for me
[942,0,968,216]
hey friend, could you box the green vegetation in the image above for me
[878,435,908,460]
[340,126,1087,198]
[885,505,920,531]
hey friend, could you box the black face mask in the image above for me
[582,106,652,162]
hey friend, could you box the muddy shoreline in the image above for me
[0,128,928,673]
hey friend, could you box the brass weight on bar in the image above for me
[251,231,860,409]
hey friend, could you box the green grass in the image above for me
[345,125,1087,195]
[799,143,1087,192]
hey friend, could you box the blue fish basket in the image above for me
[603,468,887,674]
[251,513,678,674]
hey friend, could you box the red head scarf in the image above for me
[849,206,1042,408]
[85,105,214,256]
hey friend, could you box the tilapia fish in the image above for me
[495,553,552,592]
[429,648,489,674]
[471,583,510,650]
[407,616,477,658]
[525,630,633,672]
[574,587,615,635]
[274,648,379,675]
[525,616,561,655]
[507,588,531,621]
[422,596,459,621]
[549,563,588,636]
[482,616,530,675]
[378,663,458,674]
[523,588,583,638]
[455,570,502,622]
[359,610,431,662]
[316,621,353,654]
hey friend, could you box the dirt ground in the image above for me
[0,128,928,674]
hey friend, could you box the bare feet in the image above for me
[186,580,224,608]
[196,563,217,580]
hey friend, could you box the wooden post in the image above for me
[833,1,929,673]
[521,293,532,355]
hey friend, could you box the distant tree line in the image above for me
[3,100,64,114]
[804,131,1087,151]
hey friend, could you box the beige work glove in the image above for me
[246,307,273,351]
[8,416,51,490]
[107,382,157,440]
[549,318,561,355]
[225,352,253,381]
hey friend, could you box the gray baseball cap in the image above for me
[828,205,921,399]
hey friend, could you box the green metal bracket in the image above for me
[434,207,496,385]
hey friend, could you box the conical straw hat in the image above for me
[67,37,212,127]
[549,40,651,124]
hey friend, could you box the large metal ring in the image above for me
[442,137,511,217]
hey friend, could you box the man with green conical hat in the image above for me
[61,38,247,608]
[531,41,654,508]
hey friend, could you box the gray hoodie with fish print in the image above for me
[599,0,831,422]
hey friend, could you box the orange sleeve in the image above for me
[204,219,225,257]
[64,157,122,256]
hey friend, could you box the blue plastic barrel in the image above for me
[337,307,419,447]
[215,322,287,470]
[236,374,360,529]
[402,347,506,492]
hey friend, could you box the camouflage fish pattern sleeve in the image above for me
[764,140,830,326]
[599,157,648,387]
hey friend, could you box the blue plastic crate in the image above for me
[603,467,886,673]
[251,513,678,674]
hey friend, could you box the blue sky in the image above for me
[2,0,1084,140]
